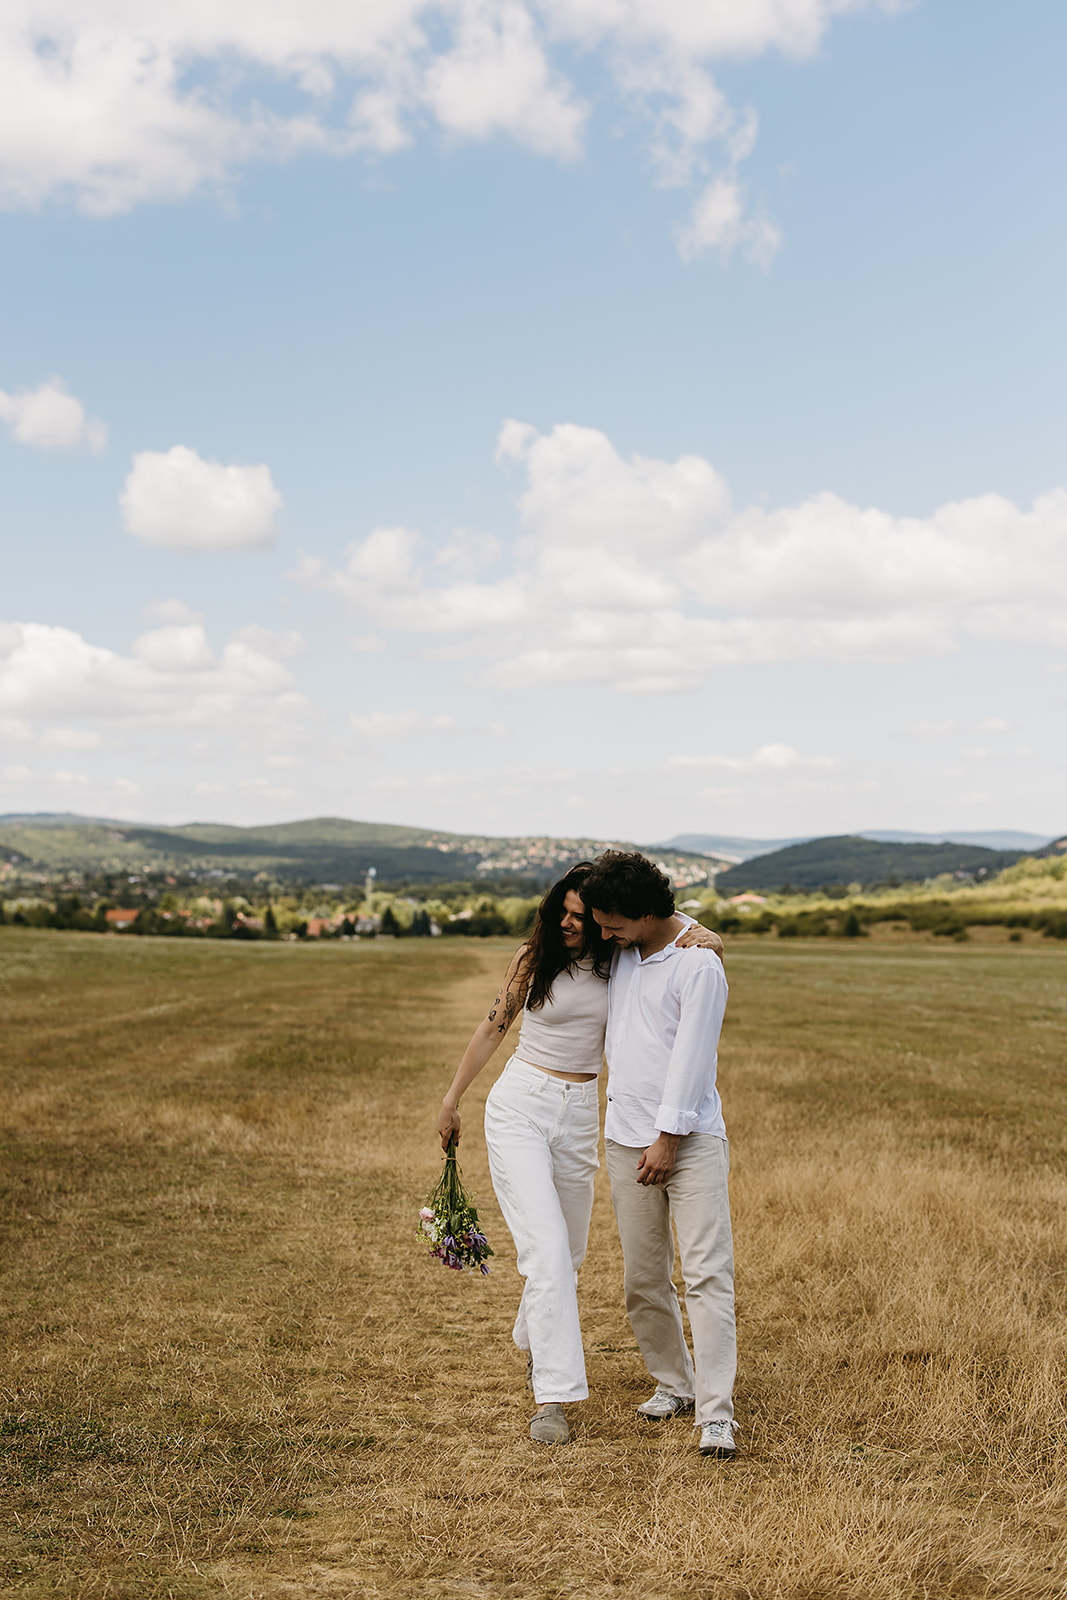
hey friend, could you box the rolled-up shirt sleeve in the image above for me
[653,957,728,1136]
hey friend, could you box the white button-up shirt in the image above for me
[604,921,728,1148]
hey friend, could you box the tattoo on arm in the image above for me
[488,963,529,1033]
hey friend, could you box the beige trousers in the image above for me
[606,1133,736,1426]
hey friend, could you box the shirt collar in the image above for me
[637,912,695,964]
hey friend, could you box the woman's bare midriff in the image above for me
[530,1064,598,1084]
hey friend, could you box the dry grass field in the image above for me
[1,927,1066,1600]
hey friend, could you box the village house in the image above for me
[105,908,140,930]
[723,893,768,911]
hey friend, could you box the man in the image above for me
[581,850,736,1459]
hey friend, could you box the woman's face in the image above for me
[560,889,586,950]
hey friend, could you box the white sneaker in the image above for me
[637,1386,695,1420]
[698,1419,736,1458]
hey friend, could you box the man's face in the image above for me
[591,907,652,949]
[560,889,586,950]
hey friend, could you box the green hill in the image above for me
[0,814,719,890]
[0,817,484,884]
[714,834,1027,893]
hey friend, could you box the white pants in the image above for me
[606,1133,736,1426]
[484,1057,600,1404]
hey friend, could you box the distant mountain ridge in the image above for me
[0,814,720,889]
[2,814,1059,893]
[660,828,1053,861]
[857,829,1052,851]
[713,835,1041,894]
[660,833,809,863]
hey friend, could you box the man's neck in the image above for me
[636,914,685,960]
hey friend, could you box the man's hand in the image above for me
[637,1132,681,1185]
[677,924,724,963]
[438,1101,461,1151]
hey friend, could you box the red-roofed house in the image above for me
[105,908,140,929]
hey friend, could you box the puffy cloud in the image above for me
[0,377,107,451]
[0,619,307,728]
[120,445,282,551]
[436,529,502,577]
[499,418,730,550]
[132,623,215,672]
[677,174,781,267]
[538,0,891,59]
[292,418,1067,694]
[681,488,1067,624]
[0,0,895,253]
[290,525,528,633]
[423,0,585,157]
[613,56,733,187]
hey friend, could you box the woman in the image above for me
[437,863,719,1445]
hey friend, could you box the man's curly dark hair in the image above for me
[579,850,675,921]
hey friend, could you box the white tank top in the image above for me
[511,959,609,1077]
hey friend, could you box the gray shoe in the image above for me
[698,1420,736,1458]
[530,1404,569,1445]
[637,1386,696,1421]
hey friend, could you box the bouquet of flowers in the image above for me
[418,1136,494,1275]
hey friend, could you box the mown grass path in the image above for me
[1,929,1066,1598]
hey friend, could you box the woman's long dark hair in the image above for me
[523,861,612,1011]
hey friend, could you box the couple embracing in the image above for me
[437,850,736,1459]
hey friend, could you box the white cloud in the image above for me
[677,174,781,267]
[0,1,897,256]
[538,0,895,59]
[423,0,585,157]
[292,417,1067,694]
[436,529,501,577]
[132,623,215,673]
[500,417,731,550]
[614,55,733,187]
[291,525,529,634]
[0,377,107,451]
[228,625,306,661]
[0,620,308,729]
[120,445,282,551]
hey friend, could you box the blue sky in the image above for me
[2,0,1064,843]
